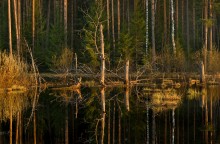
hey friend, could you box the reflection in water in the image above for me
[1,85,220,143]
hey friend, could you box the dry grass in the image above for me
[0,51,34,89]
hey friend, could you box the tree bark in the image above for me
[151,0,156,67]
[107,0,110,40]
[125,60,129,85]
[186,0,190,62]
[171,0,176,55]
[209,0,213,68]
[117,0,120,40]
[64,0,68,48]
[100,88,106,144]
[175,0,179,38]
[32,0,35,52]
[100,24,105,86]
[125,86,130,111]
[146,0,149,56]
[112,0,116,57]
[13,0,20,58]
[204,0,208,72]
[8,0,13,57]
[163,0,167,46]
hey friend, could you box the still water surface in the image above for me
[0,85,220,144]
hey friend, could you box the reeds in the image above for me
[0,51,34,89]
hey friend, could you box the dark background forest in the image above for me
[1,0,220,74]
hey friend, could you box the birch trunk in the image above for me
[171,0,176,55]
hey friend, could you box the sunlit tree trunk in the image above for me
[151,0,156,67]
[125,60,129,85]
[100,24,105,86]
[8,0,13,57]
[13,0,20,59]
[19,112,22,144]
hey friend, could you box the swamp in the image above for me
[1,0,220,143]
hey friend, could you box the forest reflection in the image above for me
[0,85,220,143]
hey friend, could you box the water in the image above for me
[0,85,220,144]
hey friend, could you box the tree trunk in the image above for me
[19,112,22,144]
[118,106,121,144]
[151,0,156,67]
[117,0,120,40]
[113,100,115,144]
[100,88,106,144]
[176,0,179,37]
[193,0,196,50]
[112,0,116,57]
[163,0,167,46]
[107,0,110,40]
[100,24,105,86]
[186,0,190,64]
[172,109,175,144]
[46,0,51,50]
[171,0,176,55]
[125,86,130,111]
[8,0,13,57]
[125,60,129,85]
[13,0,20,58]
[209,0,213,69]
[200,61,205,83]
[204,0,208,72]
[64,0,68,48]
[32,0,35,52]
[146,0,149,56]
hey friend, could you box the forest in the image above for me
[0,0,220,81]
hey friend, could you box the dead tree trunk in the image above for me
[200,61,205,83]
[125,60,129,85]
[100,24,105,86]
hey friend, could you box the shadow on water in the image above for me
[1,85,220,143]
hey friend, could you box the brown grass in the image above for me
[0,51,34,89]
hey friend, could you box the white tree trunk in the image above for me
[171,0,176,55]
